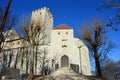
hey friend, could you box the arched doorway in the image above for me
[61,55,69,67]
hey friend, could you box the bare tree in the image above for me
[19,14,45,75]
[39,47,50,75]
[0,0,12,52]
[0,0,15,70]
[102,59,120,80]
[17,47,30,74]
[25,48,29,74]
[98,0,120,31]
[79,18,115,78]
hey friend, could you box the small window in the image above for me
[11,33,13,36]
[52,59,54,62]
[38,28,41,31]
[58,32,60,35]
[66,32,68,34]
[18,41,20,44]
[62,39,67,41]
[52,59,54,67]
[62,45,67,48]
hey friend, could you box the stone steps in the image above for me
[35,67,89,80]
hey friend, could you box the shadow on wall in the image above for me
[70,63,79,73]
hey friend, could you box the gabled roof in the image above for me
[54,24,72,30]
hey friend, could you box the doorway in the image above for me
[61,55,69,67]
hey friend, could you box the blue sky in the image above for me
[2,0,120,61]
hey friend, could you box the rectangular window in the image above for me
[52,59,54,67]
[62,39,67,48]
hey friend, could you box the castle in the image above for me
[0,7,91,75]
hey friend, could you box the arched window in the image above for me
[61,55,69,67]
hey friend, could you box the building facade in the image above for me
[0,7,91,75]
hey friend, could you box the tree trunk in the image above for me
[8,50,12,67]
[0,0,12,30]
[26,50,29,74]
[30,46,34,75]
[3,53,7,67]
[14,52,19,69]
[0,0,12,51]
[34,45,38,75]
[94,56,102,78]
[26,59,29,74]
[21,53,24,69]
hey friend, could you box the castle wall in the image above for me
[0,7,91,76]
[50,29,91,75]
[50,29,78,70]
[74,38,91,75]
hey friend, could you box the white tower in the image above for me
[31,7,53,44]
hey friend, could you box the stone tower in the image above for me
[31,7,53,44]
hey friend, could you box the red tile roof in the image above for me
[54,24,72,30]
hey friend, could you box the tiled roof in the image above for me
[54,24,72,30]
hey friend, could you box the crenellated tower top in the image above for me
[31,7,54,43]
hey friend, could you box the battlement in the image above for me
[32,7,49,12]
[32,7,53,19]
